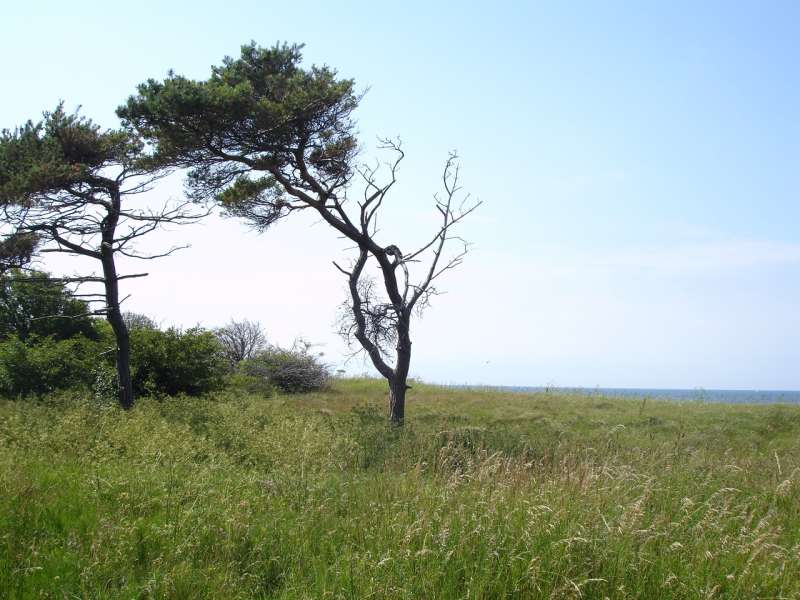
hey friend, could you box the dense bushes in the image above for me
[0,270,96,342]
[0,317,329,399]
[0,335,102,396]
[0,317,226,399]
[240,345,330,393]
[0,271,323,399]
[129,327,227,397]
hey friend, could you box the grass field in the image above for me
[1,379,799,599]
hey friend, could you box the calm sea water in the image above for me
[459,386,800,405]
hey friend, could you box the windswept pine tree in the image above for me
[0,105,205,408]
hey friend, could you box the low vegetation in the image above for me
[239,344,331,394]
[2,380,799,599]
[0,273,329,401]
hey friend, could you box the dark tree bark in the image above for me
[389,379,407,424]
[102,272,133,409]
[388,314,412,424]
[99,188,133,409]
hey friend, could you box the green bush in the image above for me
[225,370,275,397]
[0,269,97,342]
[240,346,330,393]
[0,271,111,399]
[0,334,103,397]
[130,327,227,397]
[0,320,228,400]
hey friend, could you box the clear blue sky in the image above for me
[2,1,799,389]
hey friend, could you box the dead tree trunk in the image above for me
[388,313,412,424]
[388,379,406,424]
[328,150,477,425]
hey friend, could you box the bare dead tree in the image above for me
[0,105,206,409]
[122,311,158,331]
[215,318,267,366]
[333,144,479,423]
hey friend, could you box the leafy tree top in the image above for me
[0,104,141,204]
[0,232,39,273]
[118,42,359,227]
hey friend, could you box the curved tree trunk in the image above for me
[388,314,412,425]
[101,253,133,409]
[100,191,134,410]
[106,295,133,410]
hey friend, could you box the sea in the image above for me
[457,386,800,405]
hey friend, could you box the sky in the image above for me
[2,1,799,390]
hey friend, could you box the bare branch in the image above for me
[338,248,395,380]
[214,318,268,365]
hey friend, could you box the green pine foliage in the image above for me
[118,42,358,225]
[0,233,39,273]
[0,104,139,202]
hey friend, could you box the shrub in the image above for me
[129,326,227,397]
[0,269,97,342]
[0,334,103,397]
[0,316,227,399]
[240,345,330,393]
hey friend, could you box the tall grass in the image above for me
[1,379,799,598]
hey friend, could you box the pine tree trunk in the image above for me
[100,191,133,410]
[101,253,133,409]
[107,301,133,410]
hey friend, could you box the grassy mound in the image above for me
[1,379,799,598]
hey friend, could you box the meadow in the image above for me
[1,379,799,599]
